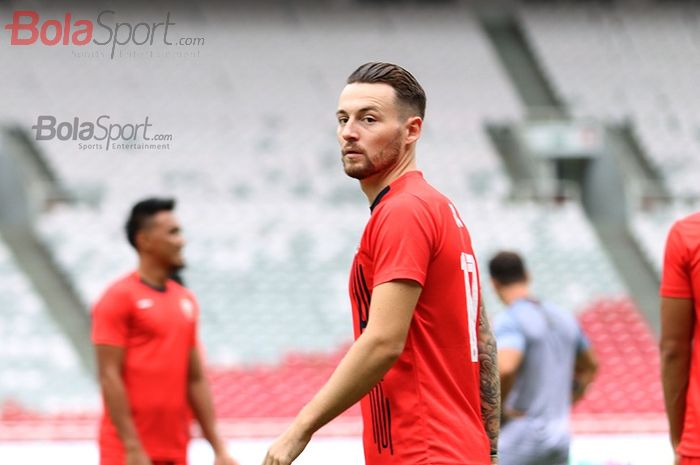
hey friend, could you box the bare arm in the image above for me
[96,344,151,465]
[262,279,422,465]
[497,348,522,405]
[478,306,500,459]
[660,296,694,452]
[188,348,239,465]
[572,348,598,404]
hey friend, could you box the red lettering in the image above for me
[72,19,93,45]
[41,19,62,45]
[5,11,39,45]
[3,11,94,46]
[62,13,71,44]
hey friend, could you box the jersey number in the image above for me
[460,252,479,362]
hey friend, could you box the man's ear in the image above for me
[135,230,149,252]
[404,115,423,145]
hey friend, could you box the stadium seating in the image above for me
[209,297,665,433]
[0,296,661,441]
[38,195,625,367]
[573,298,666,433]
[0,238,98,415]
[0,2,664,438]
[517,2,700,287]
[517,2,700,197]
[20,3,624,366]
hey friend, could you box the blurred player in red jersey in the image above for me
[263,62,500,465]
[92,198,238,465]
[661,212,700,465]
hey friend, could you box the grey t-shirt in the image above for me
[495,298,589,431]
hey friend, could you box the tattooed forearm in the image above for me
[478,302,500,455]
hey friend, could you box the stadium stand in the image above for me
[517,2,700,282]
[517,2,700,197]
[26,3,628,365]
[0,1,673,442]
[15,4,520,364]
[574,298,666,433]
[0,237,97,415]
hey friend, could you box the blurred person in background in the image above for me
[660,212,700,465]
[92,198,238,465]
[262,62,500,465]
[489,251,597,465]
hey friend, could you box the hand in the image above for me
[490,455,499,465]
[261,425,311,465]
[214,451,241,465]
[125,447,152,465]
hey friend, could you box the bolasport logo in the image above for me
[1,10,204,59]
[32,115,174,152]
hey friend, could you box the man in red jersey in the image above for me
[92,198,238,465]
[661,211,700,465]
[263,62,500,465]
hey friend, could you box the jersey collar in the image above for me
[369,185,390,212]
[369,170,423,212]
[133,271,168,293]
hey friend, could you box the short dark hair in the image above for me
[488,251,528,286]
[125,197,176,249]
[347,62,426,119]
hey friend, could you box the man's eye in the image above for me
[363,117,376,123]
[338,117,348,124]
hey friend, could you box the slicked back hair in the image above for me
[125,197,176,250]
[347,62,426,119]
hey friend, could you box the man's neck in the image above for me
[138,258,170,289]
[501,283,531,307]
[360,153,417,205]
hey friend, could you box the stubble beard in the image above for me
[342,133,403,180]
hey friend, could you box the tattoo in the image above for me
[478,302,500,454]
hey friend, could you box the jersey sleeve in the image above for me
[369,194,436,287]
[660,221,692,298]
[92,286,131,347]
[494,312,526,352]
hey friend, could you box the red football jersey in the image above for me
[92,272,199,463]
[349,171,490,465]
[661,212,700,457]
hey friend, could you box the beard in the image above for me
[342,132,403,180]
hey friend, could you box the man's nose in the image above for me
[340,120,359,141]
